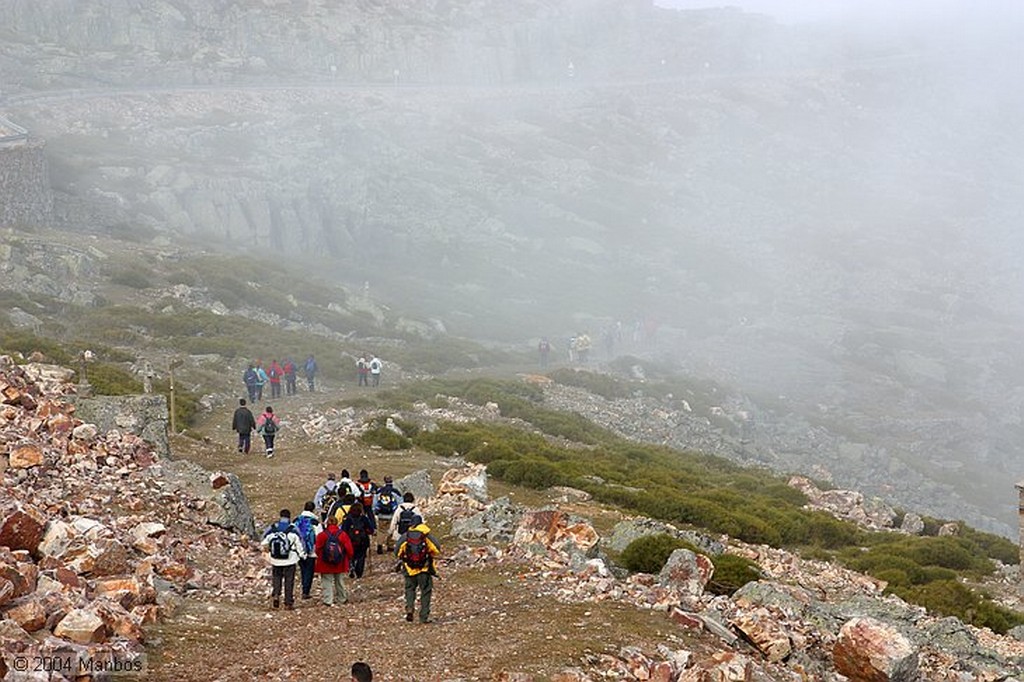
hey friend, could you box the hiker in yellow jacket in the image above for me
[396,521,440,624]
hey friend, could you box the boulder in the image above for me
[658,548,714,596]
[451,496,526,542]
[730,608,793,662]
[9,443,44,468]
[937,523,960,537]
[833,617,920,682]
[606,517,724,556]
[395,469,434,502]
[165,460,256,538]
[53,608,108,644]
[899,513,924,535]
[513,509,599,560]
[678,652,754,681]
[0,503,47,554]
[71,423,98,441]
[437,463,488,503]
[4,596,47,632]
[0,576,14,607]
[38,518,74,558]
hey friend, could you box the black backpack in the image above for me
[403,530,430,569]
[267,525,293,560]
[345,516,371,548]
[322,529,346,565]
[263,415,278,435]
[397,507,417,535]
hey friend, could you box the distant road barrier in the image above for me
[0,114,29,145]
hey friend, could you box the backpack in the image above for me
[244,368,257,385]
[374,490,398,516]
[397,507,417,535]
[262,415,278,435]
[345,516,371,549]
[320,487,340,514]
[321,529,347,566]
[305,358,316,374]
[294,515,317,555]
[369,359,381,372]
[403,530,430,570]
[356,481,375,508]
[267,525,293,560]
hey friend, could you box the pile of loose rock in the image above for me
[0,357,264,678]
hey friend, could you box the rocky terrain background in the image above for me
[1,0,1024,539]
[2,357,1023,681]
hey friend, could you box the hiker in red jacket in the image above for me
[315,520,355,606]
[268,359,284,399]
[282,357,297,396]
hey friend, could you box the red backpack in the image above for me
[403,530,430,569]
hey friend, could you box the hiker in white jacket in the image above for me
[260,509,307,610]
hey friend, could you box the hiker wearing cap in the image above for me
[260,509,307,610]
[397,520,440,623]
[373,475,402,555]
[314,473,342,522]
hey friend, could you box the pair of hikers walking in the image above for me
[231,399,279,457]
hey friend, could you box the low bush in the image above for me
[707,554,763,596]
[894,580,1024,634]
[620,534,692,574]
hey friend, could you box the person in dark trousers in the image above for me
[350,662,373,682]
[397,520,440,624]
[340,501,375,579]
[243,363,259,403]
[294,501,322,600]
[373,476,402,555]
[268,359,284,399]
[231,398,257,454]
[256,405,280,458]
[304,354,318,391]
[283,357,297,396]
[260,509,306,610]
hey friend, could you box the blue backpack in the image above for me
[294,515,317,554]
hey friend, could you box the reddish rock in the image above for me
[54,607,108,644]
[132,604,160,625]
[649,662,676,682]
[550,671,594,682]
[0,504,47,555]
[56,565,84,589]
[620,646,653,680]
[659,549,715,596]
[0,382,21,404]
[4,597,47,632]
[678,652,753,682]
[669,607,705,631]
[18,392,37,410]
[8,443,43,468]
[85,539,130,577]
[833,617,919,682]
[210,472,230,489]
[731,609,792,663]
[0,576,14,607]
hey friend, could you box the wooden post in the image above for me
[168,359,183,435]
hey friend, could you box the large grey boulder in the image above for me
[163,460,256,538]
[451,497,526,542]
[71,394,171,460]
[606,517,724,556]
[395,469,434,502]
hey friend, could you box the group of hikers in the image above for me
[259,469,440,624]
[242,353,386,401]
[243,355,318,402]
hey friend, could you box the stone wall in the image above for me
[0,139,53,229]
[70,394,171,461]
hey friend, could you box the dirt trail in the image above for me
[144,385,689,681]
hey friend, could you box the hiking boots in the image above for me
[376,544,383,555]
[272,599,280,609]
[284,603,294,611]
[405,612,413,622]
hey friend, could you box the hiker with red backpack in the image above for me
[282,357,298,396]
[354,469,378,526]
[397,519,440,623]
[315,514,355,607]
[268,359,284,399]
[341,501,376,579]
[295,501,322,600]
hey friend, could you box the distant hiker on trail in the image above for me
[373,476,401,555]
[243,364,259,403]
[354,469,378,521]
[341,501,375,579]
[368,355,383,387]
[282,357,297,396]
[350,662,373,682]
[397,520,440,624]
[231,398,257,454]
[315,473,343,522]
[356,355,369,387]
[257,405,280,458]
[315,515,354,607]
[304,354,318,391]
[538,337,551,367]
[260,509,307,610]
[390,492,424,549]
[254,362,269,400]
[295,501,322,601]
[575,332,592,364]
[268,359,284,399]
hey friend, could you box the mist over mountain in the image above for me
[2,0,1024,535]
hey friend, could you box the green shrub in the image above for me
[359,418,413,450]
[620,534,692,574]
[108,265,154,289]
[546,368,633,399]
[894,580,1024,634]
[707,554,763,596]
